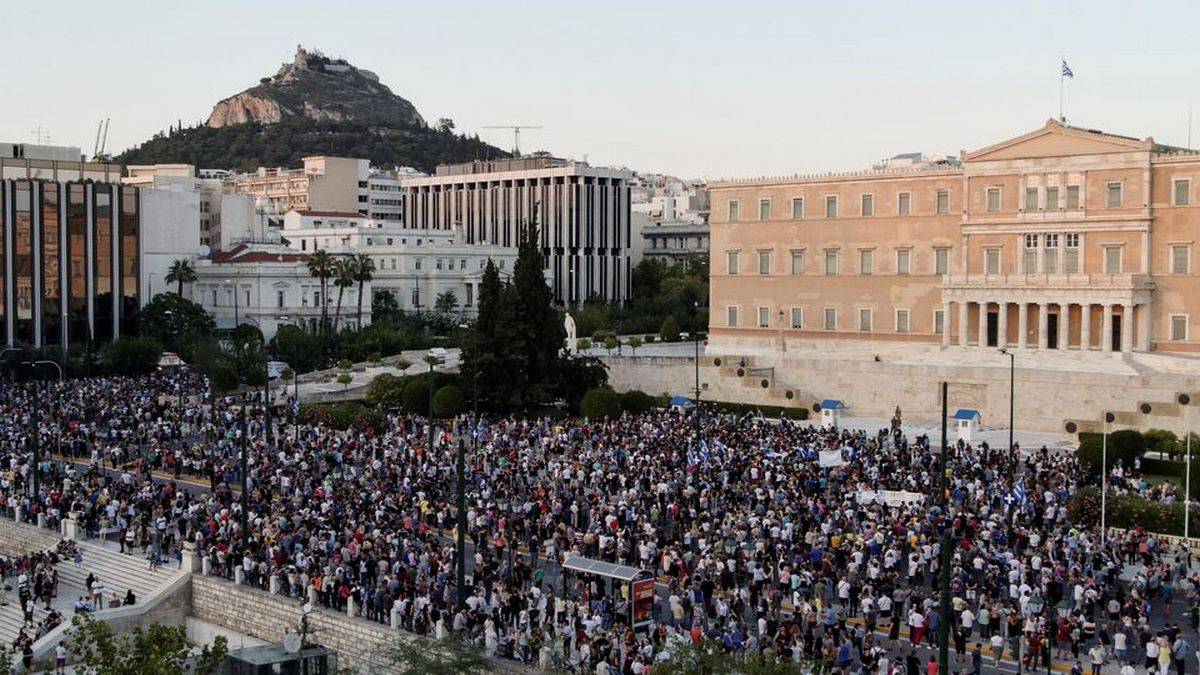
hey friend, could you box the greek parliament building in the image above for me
[0,147,197,351]
[709,119,1200,355]
[400,157,635,305]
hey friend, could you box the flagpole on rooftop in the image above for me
[1059,56,1065,122]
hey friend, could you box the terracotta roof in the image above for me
[295,210,367,218]
[210,244,310,264]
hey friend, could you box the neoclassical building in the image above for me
[709,119,1200,354]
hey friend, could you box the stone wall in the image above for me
[192,575,389,671]
[0,519,62,556]
[602,353,1200,435]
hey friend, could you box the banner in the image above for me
[632,578,656,628]
[855,490,925,507]
[818,450,846,468]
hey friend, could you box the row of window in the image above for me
[726,305,925,333]
[727,248,950,276]
[723,305,1193,341]
[729,241,1191,277]
[729,190,951,221]
[726,178,1194,221]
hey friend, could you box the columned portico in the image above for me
[1121,303,1134,354]
[1037,303,1049,350]
[1057,303,1070,350]
[941,277,1155,353]
[1101,305,1114,353]
[1080,303,1091,351]
[977,302,988,349]
[996,302,1008,349]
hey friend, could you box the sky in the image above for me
[3,1,1200,179]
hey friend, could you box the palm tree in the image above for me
[332,257,354,331]
[351,252,376,328]
[306,250,334,332]
[164,259,197,296]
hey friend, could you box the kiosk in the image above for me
[560,556,656,631]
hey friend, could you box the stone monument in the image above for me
[564,312,578,353]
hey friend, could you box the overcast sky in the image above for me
[3,1,1199,179]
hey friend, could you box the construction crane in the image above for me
[92,118,111,161]
[482,125,543,156]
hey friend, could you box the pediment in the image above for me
[964,119,1150,162]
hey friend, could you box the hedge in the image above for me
[1077,429,1145,474]
[298,402,385,432]
[1068,486,1200,537]
[707,400,809,421]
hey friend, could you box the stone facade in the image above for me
[710,119,1200,356]
[601,353,1200,436]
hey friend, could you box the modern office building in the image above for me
[401,156,635,304]
[709,119,1200,354]
[0,154,199,351]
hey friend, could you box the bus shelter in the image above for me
[560,555,657,631]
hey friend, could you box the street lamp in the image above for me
[999,348,1015,453]
[226,278,241,373]
[1179,393,1193,542]
[1101,411,1115,546]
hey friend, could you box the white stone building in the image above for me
[192,242,370,339]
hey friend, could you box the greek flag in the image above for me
[1061,60,1074,78]
[1011,480,1029,509]
[290,397,300,416]
[699,439,711,465]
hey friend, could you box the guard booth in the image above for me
[560,555,656,631]
[818,399,846,429]
[953,408,981,442]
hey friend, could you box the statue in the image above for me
[564,313,578,354]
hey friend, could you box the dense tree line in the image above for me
[116,116,508,173]
[461,221,607,414]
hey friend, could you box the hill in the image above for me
[116,46,509,172]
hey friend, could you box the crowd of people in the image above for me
[1,370,1199,674]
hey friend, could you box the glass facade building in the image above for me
[0,179,140,351]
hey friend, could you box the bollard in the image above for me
[270,575,281,595]
[307,585,318,606]
[201,557,212,576]
[62,518,80,541]
[14,506,22,523]
[235,567,246,586]
[181,543,201,573]
[347,595,358,618]
[391,605,402,629]
[37,513,46,529]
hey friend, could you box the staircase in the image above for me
[0,525,183,647]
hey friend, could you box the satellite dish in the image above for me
[198,244,211,257]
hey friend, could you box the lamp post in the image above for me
[29,360,64,461]
[425,353,438,454]
[1101,411,1115,547]
[1000,348,1015,452]
[226,278,241,373]
[239,394,249,543]
[459,370,479,615]
[1180,393,1193,542]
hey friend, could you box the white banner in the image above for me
[855,490,925,507]
[818,450,846,468]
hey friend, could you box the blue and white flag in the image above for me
[699,439,711,465]
[1011,480,1029,509]
[290,397,300,416]
[1061,60,1074,78]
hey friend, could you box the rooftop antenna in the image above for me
[1189,105,1194,149]
[482,125,543,156]
[30,126,50,145]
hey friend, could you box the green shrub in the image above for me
[619,389,655,414]
[433,385,466,418]
[98,337,162,375]
[298,402,384,432]
[403,374,436,415]
[366,373,408,407]
[1144,429,1181,457]
[706,400,809,420]
[581,387,620,420]
[1077,429,1147,475]
[659,315,681,343]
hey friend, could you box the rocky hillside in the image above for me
[207,46,425,128]
[117,46,508,172]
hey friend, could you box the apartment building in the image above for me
[710,119,1200,354]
